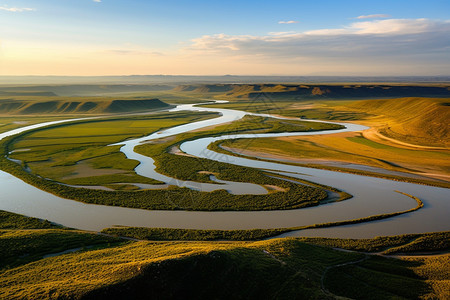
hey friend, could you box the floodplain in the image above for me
[0,82,448,299]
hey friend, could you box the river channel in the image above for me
[0,102,448,238]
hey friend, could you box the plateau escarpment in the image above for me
[0,98,172,115]
[174,83,450,100]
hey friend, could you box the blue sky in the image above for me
[1,0,449,75]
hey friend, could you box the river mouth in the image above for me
[0,101,448,238]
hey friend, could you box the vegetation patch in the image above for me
[298,231,450,254]
[0,210,60,230]
[208,97,450,185]
[0,211,123,270]
[210,136,450,188]
[5,111,217,189]
[0,229,122,270]
[2,236,444,300]
[324,255,431,299]
[101,227,287,241]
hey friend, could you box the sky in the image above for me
[0,0,449,76]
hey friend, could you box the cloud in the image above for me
[187,18,450,67]
[104,49,164,56]
[268,31,296,36]
[356,14,391,19]
[0,6,35,12]
[93,0,102,2]
[306,18,440,35]
[278,20,299,24]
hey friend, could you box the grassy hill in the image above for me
[174,83,450,100]
[0,98,172,115]
[198,96,449,182]
[347,97,450,147]
[0,210,448,299]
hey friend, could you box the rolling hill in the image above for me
[0,98,172,115]
[347,97,450,147]
[174,84,450,100]
[0,85,173,97]
[0,205,448,299]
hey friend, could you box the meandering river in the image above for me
[0,102,448,238]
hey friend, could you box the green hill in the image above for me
[0,211,448,299]
[1,235,447,299]
[347,97,450,147]
[0,98,172,115]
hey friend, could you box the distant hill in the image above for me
[0,91,57,97]
[0,85,173,97]
[174,84,450,100]
[0,98,172,115]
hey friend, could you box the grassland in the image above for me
[0,229,123,270]
[0,116,72,134]
[204,96,449,148]
[0,210,123,270]
[0,96,172,115]
[347,97,450,147]
[214,133,450,186]
[208,97,450,185]
[1,211,448,299]
[0,210,60,230]
[297,231,450,254]
[7,111,218,188]
[102,227,448,251]
[1,234,447,299]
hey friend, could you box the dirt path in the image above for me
[262,249,287,265]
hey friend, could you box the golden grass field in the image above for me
[1,228,448,299]
[217,97,450,183]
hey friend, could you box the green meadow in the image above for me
[8,111,218,187]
